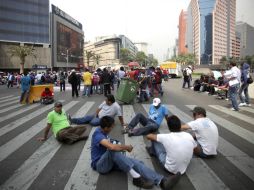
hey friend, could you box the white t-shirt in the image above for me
[187,117,218,155]
[157,132,197,174]
[98,101,122,119]
[228,66,241,86]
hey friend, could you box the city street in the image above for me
[0,78,254,190]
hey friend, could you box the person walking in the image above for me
[101,68,111,97]
[182,66,192,88]
[117,66,126,88]
[239,62,251,107]
[68,70,79,98]
[20,71,31,104]
[59,71,66,92]
[7,72,15,88]
[83,68,92,97]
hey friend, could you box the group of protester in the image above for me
[37,94,219,189]
[186,62,253,111]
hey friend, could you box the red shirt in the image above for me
[41,90,53,98]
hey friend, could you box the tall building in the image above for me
[232,32,241,59]
[236,21,254,57]
[0,0,50,70]
[187,0,236,65]
[178,10,188,55]
[134,42,148,55]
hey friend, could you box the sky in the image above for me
[50,0,254,62]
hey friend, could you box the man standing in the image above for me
[182,66,192,88]
[117,66,126,88]
[146,115,196,174]
[239,62,251,107]
[181,107,218,158]
[38,102,87,144]
[59,71,66,92]
[101,68,111,97]
[91,116,181,189]
[123,98,169,136]
[83,68,92,97]
[20,71,31,104]
[68,70,79,98]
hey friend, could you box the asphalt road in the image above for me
[0,78,253,190]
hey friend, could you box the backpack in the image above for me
[183,69,188,76]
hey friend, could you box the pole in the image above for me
[67,49,69,72]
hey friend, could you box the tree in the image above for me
[170,53,196,65]
[93,54,101,68]
[85,50,94,68]
[9,45,36,74]
[135,51,147,67]
[120,48,133,64]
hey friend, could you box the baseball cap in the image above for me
[191,106,206,116]
[153,98,161,106]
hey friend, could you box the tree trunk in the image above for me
[20,63,24,74]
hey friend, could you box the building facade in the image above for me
[0,0,50,71]
[232,32,241,58]
[236,22,254,57]
[178,10,188,55]
[134,42,148,55]
[187,0,236,65]
[51,5,84,71]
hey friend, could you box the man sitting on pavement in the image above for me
[40,87,54,105]
[37,101,88,144]
[146,115,197,175]
[181,106,218,158]
[69,94,126,127]
[91,116,181,189]
[122,98,169,136]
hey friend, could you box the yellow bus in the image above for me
[159,61,182,78]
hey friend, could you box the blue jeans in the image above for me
[229,84,240,110]
[152,141,166,167]
[83,85,91,96]
[128,113,159,136]
[96,150,163,185]
[71,114,100,126]
[239,83,249,104]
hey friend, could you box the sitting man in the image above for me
[40,87,54,105]
[146,115,197,175]
[37,101,88,144]
[91,116,181,189]
[181,107,218,158]
[69,94,125,127]
[123,98,169,136]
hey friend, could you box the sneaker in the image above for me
[133,177,154,189]
[121,127,129,134]
[160,172,181,190]
[128,130,134,137]
[230,108,239,111]
[239,103,247,107]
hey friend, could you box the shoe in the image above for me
[145,146,155,157]
[230,108,239,111]
[121,127,129,134]
[239,103,247,107]
[160,172,181,190]
[128,130,134,137]
[68,114,72,124]
[133,177,154,189]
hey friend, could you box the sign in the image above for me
[32,64,47,69]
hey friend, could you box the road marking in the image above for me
[239,106,254,114]
[0,99,19,108]
[0,101,78,162]
[0,96,18,104]
[166,105,229,190]
[0,104,40,123]
[209,105,254,125]
[0,95,14,100]
[0,104,23,114]
[0,101,94,190]
[123,105,160,190]
[186,105,254,145]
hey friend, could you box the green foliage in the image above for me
[170,53,196,65]
[135,51,147,66]
[120,48,133,65]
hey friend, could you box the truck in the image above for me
[159,61,182,78]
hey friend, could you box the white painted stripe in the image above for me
[0,104,23,114]
[0,101,78,162]
[0,95,14,100]
[239,107,254,114]
[0,101,94,190]
[209,105,254,125]
[0,96,18,103]
[123,105,160,190]
[0,104,40,122]
[166,105,229,190]
[0,99,19,108]
[186,105,254,145]
[64,128,98,190]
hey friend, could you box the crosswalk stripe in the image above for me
[0,101,94,190]
[0,104,23,114]
[0,101,78,163]
[166,105,229,190]
[186,105,254,145]
[0,102,58,137]
[0,95,14,100]
[209,105,254,125]
[0,96,18,104]
[0,99,19,108]
[169,105,254,183]
[123,105,160,190]
[0,103,40,123]
[239,106,254,114]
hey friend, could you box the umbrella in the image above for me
[212,71,222,80]
[128,62,140,68]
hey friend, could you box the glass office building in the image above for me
[0,0,49,44]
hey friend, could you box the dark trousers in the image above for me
[7,81,13,88]
[182,76,190,88]
[56,126,86,144]
[60,81,65,91]
[71,84,79,97]
[104,83,111,96]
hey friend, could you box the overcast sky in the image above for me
[50,0,254,62]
